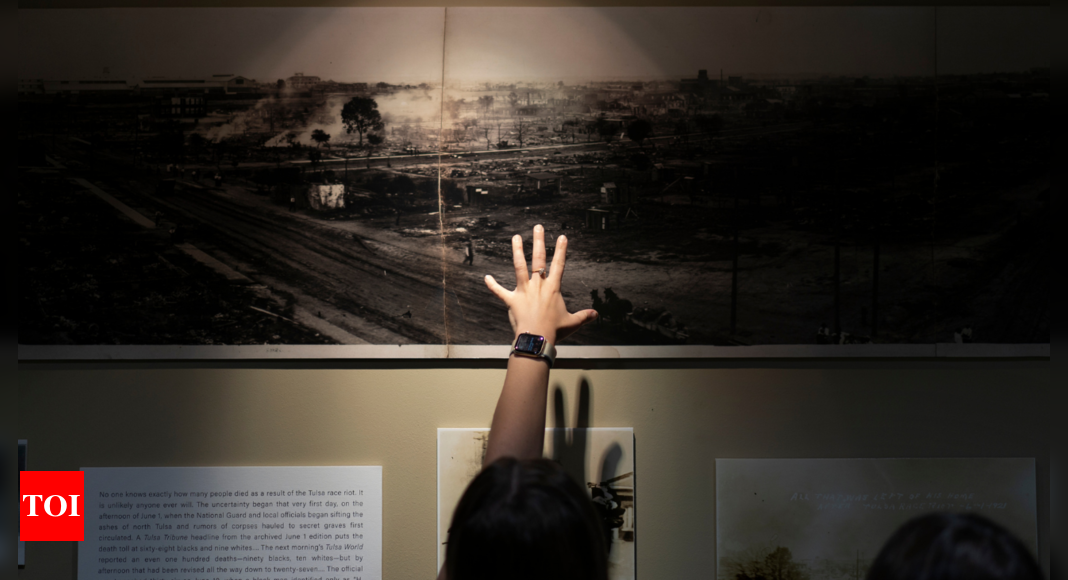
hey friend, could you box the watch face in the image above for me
[514,334,545,355]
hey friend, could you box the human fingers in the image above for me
[531,224,547,274]
[511,234,528,290]
[570,309,599,328]
[557,309,599,343]
[484,275,512,304]
[549,235,568,286]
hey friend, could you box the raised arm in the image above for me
[482,224,598,465]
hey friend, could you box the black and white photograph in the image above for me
[18,7,1049,358]
[716,458,1039,580]
[18,8,453,354]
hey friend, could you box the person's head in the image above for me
[444,457,609,580]
[867,513,1042,580]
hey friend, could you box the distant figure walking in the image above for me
[289,196,297,212]
[463,239,475,266]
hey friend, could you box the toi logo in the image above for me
[20,471,85,541]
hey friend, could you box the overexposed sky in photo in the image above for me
[19,8,445,84]
[445,7,939,82]
[19,7,1047,84]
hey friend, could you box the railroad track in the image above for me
[128,183,512,345]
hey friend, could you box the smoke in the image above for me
[193,88,446,149]
[262,96,349,148]
[377,87,442,126]
[260,89,444,149]
[197,97,274,143]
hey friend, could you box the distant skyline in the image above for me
[445,7,938,83]
[18,8,445,84]
[20,7,1047,84]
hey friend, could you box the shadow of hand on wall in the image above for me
[550,377,628,555]
[550,377,625,485]
[552,378,590,487]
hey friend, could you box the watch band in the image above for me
[511,333,557,367]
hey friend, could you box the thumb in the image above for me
[485,275,512,304]
[570,309,599,328]
[557,309,599,343]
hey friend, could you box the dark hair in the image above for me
[867,513,1042,580]
[444,457,609,580]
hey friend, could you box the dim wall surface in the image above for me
[17,364,1051,579]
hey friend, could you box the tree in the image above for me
[763,547,808,580]
[460,117,479,148]
[443,97,465,120]
[341,96,385,147]
[308,148,322,168]
[284,131,301,149]
[276,79,285,90]
[507,91,519,108]
[365,133,384,168]
[477,95,494,118]
[722,547,769,580]
[626,118,654,150]
[311,129,331,148]
[596,117,618,144]
[514,119,530,148]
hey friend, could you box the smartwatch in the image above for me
[511,332,557,367]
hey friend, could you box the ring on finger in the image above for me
[534,268,548,279]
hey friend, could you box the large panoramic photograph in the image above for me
[18,7,1049,358]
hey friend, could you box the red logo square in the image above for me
[20,471,85,541]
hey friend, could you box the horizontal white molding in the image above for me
[19,342,1049,361]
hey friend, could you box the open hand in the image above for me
[485,224,597,344]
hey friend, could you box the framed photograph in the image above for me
[716,458,1039,579]
[18,7,1049,360]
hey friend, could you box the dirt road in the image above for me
[114,176,518,345]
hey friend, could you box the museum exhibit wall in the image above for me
[17,0,1051,577]
[17,362,1051,578]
